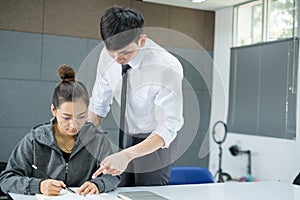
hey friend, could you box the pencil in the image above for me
[31,164,76,193]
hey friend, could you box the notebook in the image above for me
[117,191,169,200]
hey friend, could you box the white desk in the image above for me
[9,181,300,200]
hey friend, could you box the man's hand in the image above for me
[40,179,66,196]
[88,111,103,127]
[92,134,165,178]
[92,150,134,178]
[77,181,99,196]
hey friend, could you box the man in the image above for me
[89,6,184,186]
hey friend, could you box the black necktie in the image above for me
[119,64,131,150]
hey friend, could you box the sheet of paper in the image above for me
[35,189,118,200]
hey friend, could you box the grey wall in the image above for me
[0,29,213,168]
[0,0,215,168]
[0,30,99,161]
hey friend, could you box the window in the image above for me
[234,1,263,46]
[234,0,298,46]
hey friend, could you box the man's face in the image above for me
[107,42,140,65]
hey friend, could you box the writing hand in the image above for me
[40,179,66,196]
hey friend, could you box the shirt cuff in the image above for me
[153,126,177,148]
[88,103,109,118]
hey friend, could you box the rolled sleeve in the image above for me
[153,126,177,148]
[153,68,184,148]
[89,74,113,118]
[89,48,116,118]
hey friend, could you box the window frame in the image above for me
[233,0,298,47]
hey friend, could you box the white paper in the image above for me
[35,189,118,200]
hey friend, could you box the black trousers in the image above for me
[118,133,174,186]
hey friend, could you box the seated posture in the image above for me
[0,65,120,196]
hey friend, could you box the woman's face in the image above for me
[51,100,88,136]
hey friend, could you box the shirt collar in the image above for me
[128,41,147,69]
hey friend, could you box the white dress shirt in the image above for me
[89,39,184,148]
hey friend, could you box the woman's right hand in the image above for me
[40,179,66,196]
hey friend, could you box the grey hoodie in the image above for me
[0,118,120,194]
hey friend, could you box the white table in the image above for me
[9,181,300,200]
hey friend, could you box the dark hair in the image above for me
[100,6,144,50]
[52,64,89,109]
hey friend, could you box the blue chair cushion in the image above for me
[168,166,214,185]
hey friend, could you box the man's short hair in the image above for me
[100,6,144,50]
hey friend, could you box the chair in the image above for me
[168,166,214,185]
[0,162,8,199]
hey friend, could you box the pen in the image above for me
[31,164,76,193]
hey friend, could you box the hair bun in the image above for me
[57,64,75,81]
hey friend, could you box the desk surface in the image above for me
[9,181,300,200]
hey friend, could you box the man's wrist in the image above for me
[121,148,139,161]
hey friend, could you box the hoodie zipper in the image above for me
[64,162,69,183]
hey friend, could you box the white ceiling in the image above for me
[142,0,250,11]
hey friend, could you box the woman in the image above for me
[0,65,120,196]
